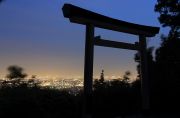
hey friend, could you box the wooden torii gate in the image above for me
[62,4,159,118]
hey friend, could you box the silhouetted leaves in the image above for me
[6,65,27,80]
[148,0,180,112]
[155,0,180,29]
[0,80,82,118]
[93,71,141,118]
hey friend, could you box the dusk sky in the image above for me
[0,0,169,80]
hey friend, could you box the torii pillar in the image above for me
[62,4,159,118]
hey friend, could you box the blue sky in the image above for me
[0,0,169,79]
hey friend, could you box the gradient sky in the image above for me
[0,0,169,80]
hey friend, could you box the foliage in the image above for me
[151,0,180,111]
[99,70,105,83]
[131,1,180,112]
[93,71,141,118]
[6,65,27,80]
[155,0,180,30]
[122,71,131,83]
[0,73,142,118]
[134,47,155,80]
[0,79,82,118]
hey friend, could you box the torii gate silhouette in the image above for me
[62,4,159,118]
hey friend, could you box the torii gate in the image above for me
[62,4,159,118]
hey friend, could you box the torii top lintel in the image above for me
[62,4,160,37]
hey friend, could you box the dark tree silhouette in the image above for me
[152,33,180,109]
[122,71,131,83]
[155,0,180,30]
[99,70,104,83]
[134,47,155,80]
[6,65,27,80]
[135,0,180,112]
[154,0,180,94]
[93,70,140,118]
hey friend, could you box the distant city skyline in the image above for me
[0,0,169,80]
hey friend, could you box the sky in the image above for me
[0,0,169,80]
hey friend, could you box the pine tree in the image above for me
[99,70,104,83]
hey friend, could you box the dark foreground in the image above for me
[0,79,180,118]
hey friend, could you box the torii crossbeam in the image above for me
[62,4,160,118]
